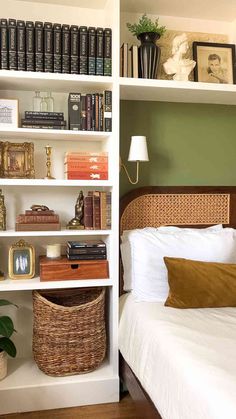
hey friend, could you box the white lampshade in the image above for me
[128,136,149,162]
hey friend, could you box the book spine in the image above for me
[106,191,111,229]
[79,26,88,75]
[17,20,26,71]
[103,28,112,76]
[70,25,79,74]
[67,247,106,255]
[68,92,81,130]
[99,93,103,131]
[35,21,44,72]
[65,156,108,164]
[65,162,108,171]
[26,21,35,71]
[22,119,66,125]
[65,172,108,180]
[17,214,59,223]
[88,27,96,75]
[25,111,64,119]
[25,210,54,215]
[93,192,101,229]
[53,23,61,73]
[8,19,17,70]
[91,93,95,131]
[100,191,107,230]
[81,94,87,131]
[22,124,65,130]
[0,19,8,70]
[67,240,105,248]
[15,222,61,231]
[96,27,103,75]
[65,151,108,156]
[84,196,93,230]
[67,254,106,260]
[62,24,70,73]
[86,94,92,131]
[95,93,99,131]
[104,90,112,132]
[44,22,53,72]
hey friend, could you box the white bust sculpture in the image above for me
[163,33,196,81]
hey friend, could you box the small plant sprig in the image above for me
[127,14,166,38]
[0,299,17,358]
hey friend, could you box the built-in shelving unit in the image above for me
[0,128,110,141]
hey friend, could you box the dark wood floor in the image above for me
[0,393,137,419]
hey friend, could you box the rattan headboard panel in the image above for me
[120,193,230,234]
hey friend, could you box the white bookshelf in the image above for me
[0,128,110,141]
[0,277,113,291]
[0,179,113,187]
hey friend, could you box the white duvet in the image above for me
[119,293,236,419]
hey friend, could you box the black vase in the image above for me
[137,32,160,79]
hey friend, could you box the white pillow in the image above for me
[121,228,236,301]
[120,225,223,292]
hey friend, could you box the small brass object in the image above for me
[44,145,55,180]
[67,190,85,230]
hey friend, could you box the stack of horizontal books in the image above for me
[21,111,66,130]
[67,240,107,260]
[64,151,108,180]
[16,208,61,231]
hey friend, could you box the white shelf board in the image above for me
[0,128,110,141]
[120,78,236,105]
[0,179,112,187]
[0,71,113,92]
[0,276,112,291]
[15,0,108,9]
[0,357,119,414]
[0,229,111,237]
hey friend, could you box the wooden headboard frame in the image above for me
[120,186,236,293]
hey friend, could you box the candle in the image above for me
[46,244,61,259]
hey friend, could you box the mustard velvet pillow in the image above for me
[164,257,236,308]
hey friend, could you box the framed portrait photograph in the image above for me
[192,42,236,84]
[0,99,19,128]
[0,141,35,178]
[8,239,35,280]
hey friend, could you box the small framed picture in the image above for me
[192,42,236,84]
[8,239,35,280]
[0,99,19,128]
[0,141,35,178]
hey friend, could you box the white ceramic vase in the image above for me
[0,351,7,380]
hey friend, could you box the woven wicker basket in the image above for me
[32,287,106,377]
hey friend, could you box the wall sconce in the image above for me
[120,135,149,185]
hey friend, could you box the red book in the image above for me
[65,172,108,180]
[65,162,108,171]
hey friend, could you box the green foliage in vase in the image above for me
[127,13,166,37]
[0,299,17,358]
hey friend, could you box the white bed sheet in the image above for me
[119,293,236,419]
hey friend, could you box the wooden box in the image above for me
[39,256,109,281]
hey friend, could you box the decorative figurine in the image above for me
[163,33,196,81]
[0,189,6,231]
[67,191,85,230]
[44,145,55,180]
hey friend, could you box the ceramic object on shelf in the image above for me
[138,32,160,79]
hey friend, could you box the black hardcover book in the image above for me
[22,124,65,130]
[25,111,64,120]
[22,119,66,126]
[68,92,81,130]
[66,253,106,260]
[8,19,17,70]
[0,19,8,69]
[62,24,70,73]
[104,90,112,132]
[26,21,35,71]
[44,22,53,72]
[103,28,112,76]
[86,93,92,131]
[94,92,99,131]
[35,21,44,72]
[88,27,96,75]
[81,94,87,131]
[17,20,25,71]
[70,25,79,74]
[67,240,106,249]
[67,247,106,255]
[99,93,103,131]
[79,26,88,75]
[95,27,103,76]
[53,23,61,73]
[91,93,96,131]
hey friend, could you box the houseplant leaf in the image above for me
[0,300,18,308]
[0,316,14,338]
[0,337,16,357]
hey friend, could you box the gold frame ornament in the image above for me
[8,239,35,280]
[0,141,35,178]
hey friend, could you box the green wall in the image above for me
[120,100,236,197]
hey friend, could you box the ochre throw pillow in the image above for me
[164,257,236,308]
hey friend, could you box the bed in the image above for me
[119,186,236,419]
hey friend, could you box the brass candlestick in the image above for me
[44,145,55,180]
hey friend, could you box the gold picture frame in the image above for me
[0,141,35,178]
[8,239,35,280]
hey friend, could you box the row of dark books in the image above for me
[21,111,66,130]
[84,191,111,230]
[67,240,107,260]
[68,91,112,132]
[0,18,112,76]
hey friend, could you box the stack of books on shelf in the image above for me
[68,91,112,132]
[120,43,138,78]
[84,190,111,230]
[15,208,61,231]
[21,111,66,130]
[0,18,112,76]
[67,240,107,260]
[65,152,108,180]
